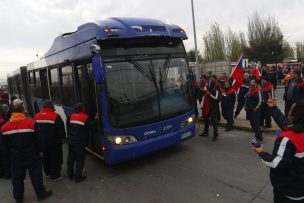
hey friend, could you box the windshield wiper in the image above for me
[125,56,153,81]
[159,55,171,95]
[148,60,161,116]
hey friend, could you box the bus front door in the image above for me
[76,63,103,157]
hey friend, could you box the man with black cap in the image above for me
[67,103,98,183]
[34,99,66,181]
[283,69,304,116]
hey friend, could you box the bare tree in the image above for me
[226,28,246,61]
[203,22,226,62]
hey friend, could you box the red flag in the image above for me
[230,55,244,90]
[252,64,261,80]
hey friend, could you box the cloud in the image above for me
[0,0,304,75]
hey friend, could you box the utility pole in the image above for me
[191,0,199,66]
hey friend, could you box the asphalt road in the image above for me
[0,123,277,203]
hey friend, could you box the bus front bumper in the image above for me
[103,124,195,165]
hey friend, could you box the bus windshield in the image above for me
[105,54,192,128]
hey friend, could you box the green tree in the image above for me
[246,12,286,64]
[226,28,246,61]
[187,49,203,63]
[296,42,304,62]
[203,22,226,62]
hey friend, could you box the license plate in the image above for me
[181,131,192,139]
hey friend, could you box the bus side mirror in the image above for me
[92,55,105,85]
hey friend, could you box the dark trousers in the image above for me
[247,110,263,141]
[11,159,46,201]
[260,103,272,127]
[67,145,86,180]
[194,99,198,116]
[0,139,10,178]
[222,108,234,129]
[0,150,10,178]
[273,189,303,203]
[285,100,294,116]
[235,96,245,116]
[42,142,63,179]
[203,112,219,137]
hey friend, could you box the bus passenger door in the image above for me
[76,63,103,155]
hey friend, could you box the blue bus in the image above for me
[7,17,195,165]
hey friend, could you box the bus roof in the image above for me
[26,17,188,71]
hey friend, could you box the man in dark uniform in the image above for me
[260,76,274,128]
[283,69,304,116]
[234,72,250,119]
[1,103,52,203]
[34,100,66,181]
[245,78,263,141]
[200,78,221,141]
[67,103,97,183]
[0,105,9,179]
[221,79,236,131]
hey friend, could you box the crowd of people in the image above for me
[194,64,304,142]
[194,64,304,202]
[0,93,97,203]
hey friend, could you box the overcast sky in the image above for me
[1,0,304,75]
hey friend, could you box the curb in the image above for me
[195,119,281,135]
[218,122,280,134]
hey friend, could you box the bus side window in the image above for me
[32,70,42,99]
[15,75,23,98]
[61,65,74,108]
[76,65,85,102]
[48,67,61,104]
[40,69,50,100]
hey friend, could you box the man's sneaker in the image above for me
[75,176,86,183]
[45,175,50,179]
[225,128,232,132]
[200,132,209,137]
[212,137,218,141]
[37,190,52,202]
[51,175,66,182]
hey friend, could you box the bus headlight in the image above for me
[107,135,138,145]
[115,137,122,145]
[180,116,194,128]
